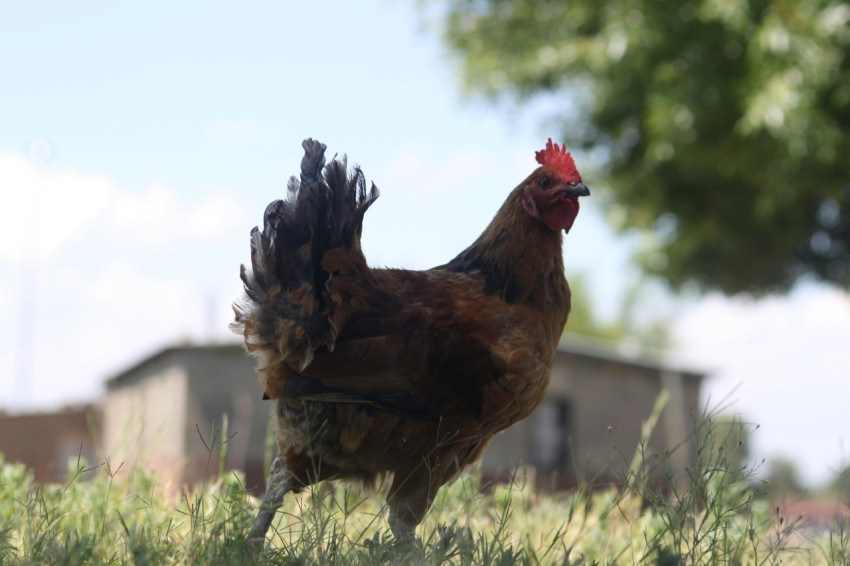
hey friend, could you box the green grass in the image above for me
[1,402,848,565]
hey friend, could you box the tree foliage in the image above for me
[830,466,850,501]
[764,457,806,496]
[440,0,850,294]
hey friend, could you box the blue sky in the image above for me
[2,0,849,487]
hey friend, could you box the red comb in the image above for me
[535,138,581,182]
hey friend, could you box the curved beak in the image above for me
[562,182,590,199]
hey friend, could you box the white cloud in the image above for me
[107,184,246,244]
[78,262,204,363]
[0,350,15,406]
[107,183,180,244]
[0,153,113,261]
[673,284,850,486]
[0,153,250,410]
[10,261,209,410]
[185,193,245,239]
[86,262,198,322]
[0,150,248,257]
[0,278,11,314]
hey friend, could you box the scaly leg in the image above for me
[387,469,430,548]
[247,456,290,554]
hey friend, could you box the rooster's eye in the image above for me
[539,176,554,189]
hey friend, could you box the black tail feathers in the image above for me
[235,139,379,367]
[299,138,327,185]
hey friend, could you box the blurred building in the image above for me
[102,343,269,493]
[483,336,704,488]
[0,405,100,483]
[1,338,704,492]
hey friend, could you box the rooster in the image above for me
[233,138,589,547]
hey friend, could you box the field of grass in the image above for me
[1,404,848,564]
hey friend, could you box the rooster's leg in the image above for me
[247,455,290,553]
[388,508,416,544]
[387,469,432,545]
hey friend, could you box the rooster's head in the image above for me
[521,139,590,233]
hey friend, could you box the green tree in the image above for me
[439,0,850,294]
[820,465,850,501]
[764,457,805,496]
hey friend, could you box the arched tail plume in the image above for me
[233,138,380,371]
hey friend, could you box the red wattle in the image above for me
[541,199,579,233]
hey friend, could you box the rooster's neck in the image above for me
[443,189,569,311]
